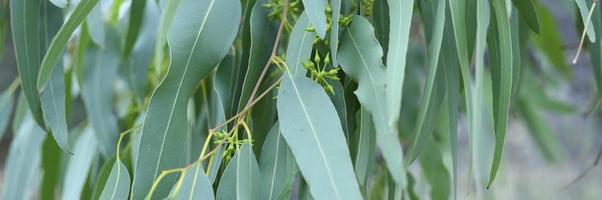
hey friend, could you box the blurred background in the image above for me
[0,0,601,199]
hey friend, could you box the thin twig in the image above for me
[561,146,602,190]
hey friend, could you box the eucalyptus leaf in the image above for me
[277,75,362,200]
[132,0,241,198]
[169,163,214,200]
[216,144,265,200]
[301,0,327,38]
[575,0,596,42]
[487,0,513,188]
[285,13,316,77]
[0,87,15,139]
[260,123,297,200]
[99,161,131,200]
[337,15,406,186]
[62,127,98,200]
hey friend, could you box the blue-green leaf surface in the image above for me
[169,163,214,200]
[216,144,265,200]
[330,0,341,66]
[277,74,362,200]
[260,123,297,200]
[385,0,414,138]
[337,15,406,186]
[285,13,316,77]
[41,62,71,153]
[99,161,131,200]
[0,87,15,139]
[132,0,241,198]
[10,0,47,128]
[487,0,513,188]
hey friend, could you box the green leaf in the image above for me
[487,0,513,188]
[132,0,241,198]
[38,0,100,91]
[302,0,327,38]
[354,108,376,188]
[214,54,242,120]
[372,0,389,53]
[575,0,596,42]
[330,0,341,66]
[259,123,297,200]
[123,0,147,58]
[81,44,120,157]
[277,75,362,200]
[286,13,317,77]
[10,0,47,128]
[511,0,540,33]
[1,116,46,200]
[99,161,131,200]
[169,163,214,200]
[91,157,116,200]
[62,127,98,200]
[385,0,414,139]
[216,144,265,200]
[337,15,406,186]
[419,137,451,200]
[12,93,30,134]
[41,60,71,154]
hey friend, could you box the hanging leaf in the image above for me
[86,3,105,47]
[384,0,414,140]
[277,75,362,199]
[259,123,297,200]
[81,44,120,157]
[99,161,131,200]
[285,13,316,77]
[10,0,48,128]
[216,144,265,200]
[330,0,341,66]
[487,0,513,188]
[354,108,376,188]
[337,15,406,186]
[41,61,71,153]
[41,137,64,200]
[531,4,571,79]
[575,0,596,42]
[38,0,100,91]
[132,0,241,198]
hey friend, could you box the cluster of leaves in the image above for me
[0,0,595,199]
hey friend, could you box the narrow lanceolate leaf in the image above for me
[487,0,513,188]
[123,0,147,58]
[99,161,131,200]
[153,0,181,74]
[40,0,71,154]
[62,128,98,200]
[277,75,362,200]
[337,15,406,186]
[41,62,71,153]
[217,144,265,200]
[1,116,46,200]
[301,0,327,38]
[169,163,214,200]
[81,45,119,157]
[10,0,47,128]
[330,0,341,66]
[260,123,297,200]
[286,13,316,77]
[132,0,241,198]
[575,0,596,42]
[37,0,100,91]
[41,137,63,200]
[472,0,489,189]
[510,0,540,33]
[354,108,376,188]
[385,0,414,139]
[408,0,446,163]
